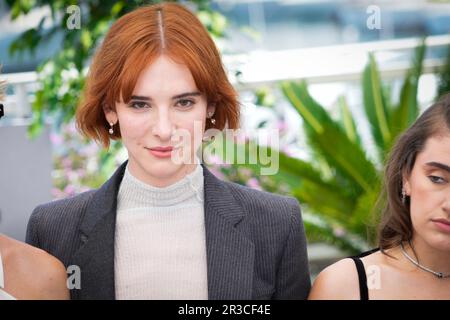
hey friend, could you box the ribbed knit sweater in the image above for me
[114,163,208,300]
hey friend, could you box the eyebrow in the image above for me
[130,92,201,101]
[425,162,450,173]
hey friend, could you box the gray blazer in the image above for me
[26,161,311,300]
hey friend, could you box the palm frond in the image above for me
[362,53,392,155]
[338,95,361,146]
[391,39,426,138]
[281,80,378,194]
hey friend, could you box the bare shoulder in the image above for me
[1,235,69,300]
[359,249,387,266]
[308,258,360,300]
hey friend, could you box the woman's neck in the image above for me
[406,235,450,276]
[128,161,198,188]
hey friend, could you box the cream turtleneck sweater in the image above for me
[114,163,208,300]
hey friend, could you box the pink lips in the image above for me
[147,146,173,159]
[150,146,173,152]
[431,218,450,233]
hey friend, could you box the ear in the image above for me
[207,103,216,118]
[103,104,118,125]
[402,172,411,196]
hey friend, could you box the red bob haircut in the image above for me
[76,2,240,148]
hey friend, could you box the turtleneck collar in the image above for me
[117,162,204,209]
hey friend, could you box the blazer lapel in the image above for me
[71,161,128,300]
[202,164,255,300]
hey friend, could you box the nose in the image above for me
[443,191,450,217]
[151,107,174,142]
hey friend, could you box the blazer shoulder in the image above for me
[223,179,301,221]
[30,189,96,222]
[26,190,97,265]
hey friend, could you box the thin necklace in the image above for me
[400,243,450,279]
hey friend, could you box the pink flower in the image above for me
[51,188,65,199]
[65,122,77,135]
[65,169,78,181]
[206,154,222,165]
[238,167,253,179]
[221,163,231,169]
[208,167,226,180]
[79,186,91,193]
[333,227,346,237]
[61,157,73,169]
[50,132,64,145]
[281,146,295,157]
[246,177,262,190]
[235,132,249,144]
[77,168,86,178]
[80,142,99,157]
[277,120,288,132]
[63,184,76,196]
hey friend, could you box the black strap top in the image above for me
[349,248,380,300]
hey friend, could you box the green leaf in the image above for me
[81,30,93,50]
[437,43,450,98]
[302,211,369,254]
[391,39,426,137]
[27,111,44,139]
[362,53,392,153]
[338,95,360,145]
[292,180,355,225]
[281,80,324,134]
[111,1,125,16]
[10,2,22,20]
[347,186,380,240]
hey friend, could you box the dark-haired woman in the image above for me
[309,95,450,300]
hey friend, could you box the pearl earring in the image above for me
[109,122,114,135]
[209,112,216,125]
[401,189,407,204]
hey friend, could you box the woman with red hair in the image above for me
[26,2,310,300]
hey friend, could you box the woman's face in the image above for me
[104,54,215,187]
[404,134,450,252]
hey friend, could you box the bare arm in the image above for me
[36,255,70,300]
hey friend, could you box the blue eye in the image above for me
[176,99,194,108]
[129,101,149,109]
[428,175,446,184]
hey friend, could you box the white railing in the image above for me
[1,71,37,119]
[1,34,450,119]
[226,34,450,89]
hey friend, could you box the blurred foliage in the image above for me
[254,86,276,108]
[273,41,427,253]
[437,44,450,98]
[50,121,126,198]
